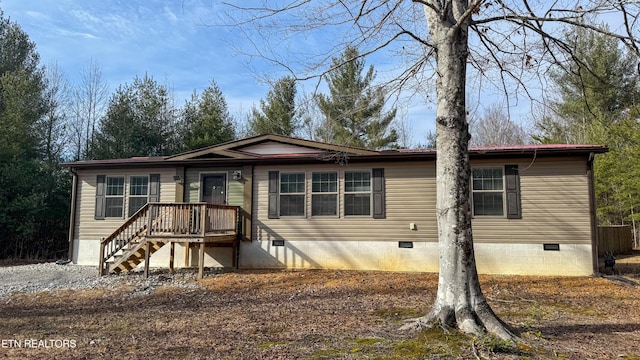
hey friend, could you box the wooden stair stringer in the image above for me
[108,239,166,274]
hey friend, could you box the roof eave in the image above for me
[61,145,608,170]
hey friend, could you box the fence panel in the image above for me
[598,225,633,256]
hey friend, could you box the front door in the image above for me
[201,174,227,205]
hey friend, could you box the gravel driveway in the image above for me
[0,262,199,299]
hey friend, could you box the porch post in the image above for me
[147,204,154,237]
[169,242,175,273]
[144,241,151,278]
[198,243,205,280]
[98,239,105,276]
[200,203,207,236]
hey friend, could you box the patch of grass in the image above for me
[4,270,640,359]
[348,337,387,355]
[265,327,284,335]
[105,318,135,333]
[527,305,545,321]
[373,307,422,321]
[475,335,517,354]
[392,327,471,359]
[257,341,288,349]
[306,348,348,359]
[522,304,548,327]
[549,301,599,316]
[353,337,384,345]
[526,329,544,339]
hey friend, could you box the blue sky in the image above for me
[2,1,264,115]
[2,0,440,145]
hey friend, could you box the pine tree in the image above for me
[316,46,398,149]
[537,25,639,144]
[537,24,640,225]
[180,80,235,150]
[92,74,177,159]
[248,76,297,136]
[0,10,70,258]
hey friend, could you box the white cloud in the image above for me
[164,6,178,24]
[55,28,99,40]
[24,11,50,20]
[69,9,103,25]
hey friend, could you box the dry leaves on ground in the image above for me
[1,269,639,359]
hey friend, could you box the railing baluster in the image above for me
[100,203,240,275]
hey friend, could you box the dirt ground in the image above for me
[1,269,639,360]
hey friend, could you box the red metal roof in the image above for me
[62,143,607,169]
[399,144,607,153]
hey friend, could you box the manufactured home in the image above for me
[63,134,607,277]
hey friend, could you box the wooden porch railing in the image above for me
[99,203,239,275]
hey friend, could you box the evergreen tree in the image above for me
[537,24,640,225]
[93,74,177,159]
[231,0,640,340]
[248,76,297,136]
[591,116,640,225]
[0,10,70,259]
[536,25,639,144]
[180,80,235,150]
[316,46,398,149]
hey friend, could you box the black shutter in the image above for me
[149,174,160,203]
[95,175,106,220]
[372,168,386,219]
[505,165,521,219]
[268,171,279,219]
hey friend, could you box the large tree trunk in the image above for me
[402,3,515,341]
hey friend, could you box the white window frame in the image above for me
[311,171,339,217]
[471,167,505,217]
[344,170,372,217]
[279,172,306,217]
[128,175,149,217]
[105,175,125,218]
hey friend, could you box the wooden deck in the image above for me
[99,203,239,279]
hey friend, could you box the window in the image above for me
[267,169,385,220]
[344,171,371,216]
[472,168,504,216]
[280,173,305,216]
[128,176,149,216]
[105,176,125,218]
[95,174,159,220]
[312,172,338,216]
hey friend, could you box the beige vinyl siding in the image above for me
[472,157,591,244]
[253,156,591,245]
[74,168,176,243]
[253,162,438,242]
[184,167,244,206]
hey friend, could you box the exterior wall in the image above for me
[472,158,590,244]
[184,167,244,206]
[251,161,437,242]
[181,166,246,265]
[72,156,594,275]
[243,157,593,276]
[239,241,592,276]
[72,168,176,265]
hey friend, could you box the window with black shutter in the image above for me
[470,165,521,218]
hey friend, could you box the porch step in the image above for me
[107,240,165,274]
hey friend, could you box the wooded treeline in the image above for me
[1,9,638,259]
[0,13,400,259]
